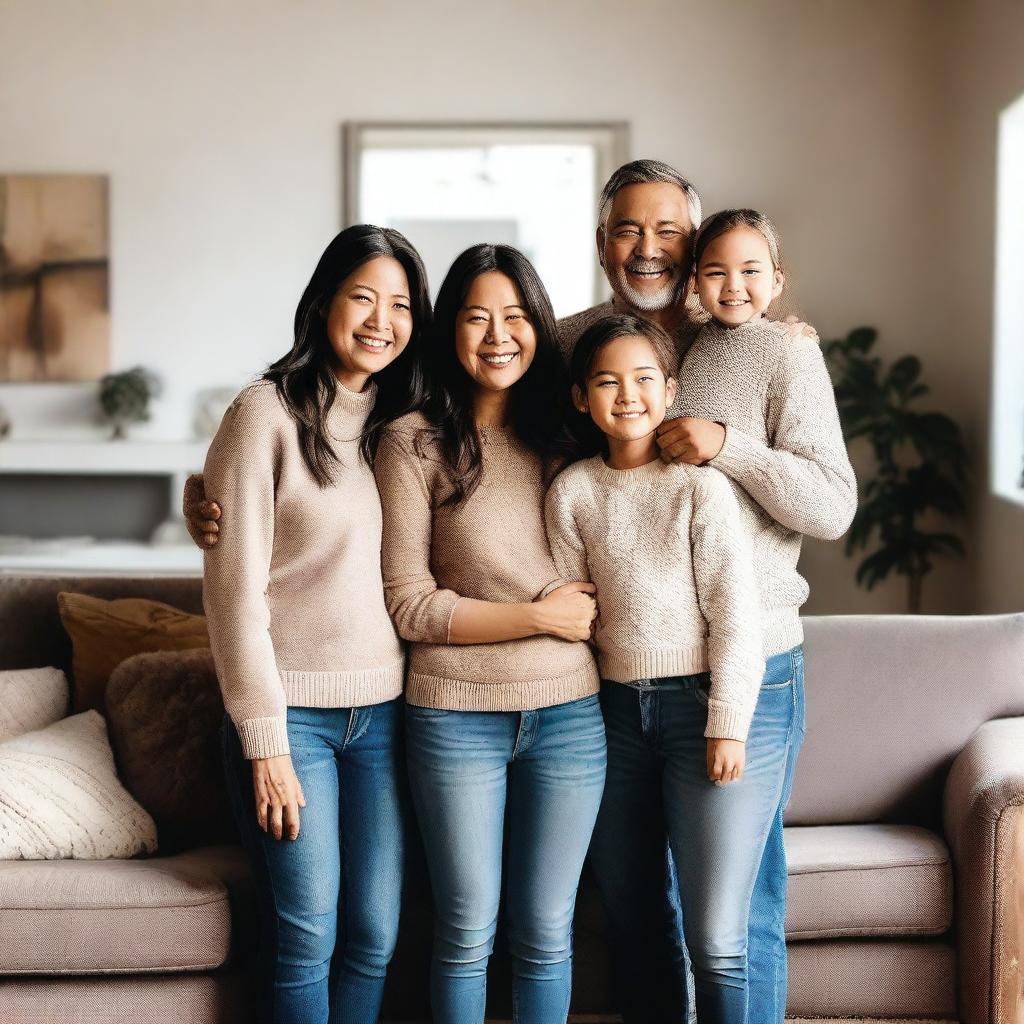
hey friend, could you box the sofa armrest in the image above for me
[943,717,1024,1024]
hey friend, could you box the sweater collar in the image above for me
[327,378,376,440]
[588,453,667,487]
[698,316,778,346]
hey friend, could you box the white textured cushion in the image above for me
[0,711,157,860]
[0,667,69,741]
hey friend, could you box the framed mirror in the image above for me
[343,122,629,316]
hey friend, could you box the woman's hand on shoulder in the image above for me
[251,754,306,840]
[706,737,745,784]
[183,473,221,549]
[534,582,598,642]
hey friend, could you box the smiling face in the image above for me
[694,225,784,327]
[324,255,413,390]
[575,333,677,445]
[455,270,537,394]
[599,182,693,314]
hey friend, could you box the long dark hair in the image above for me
[420,243,571,506]
[566,313,677,459]
[264,224,431,486]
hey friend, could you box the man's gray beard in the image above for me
[611,267,684,313]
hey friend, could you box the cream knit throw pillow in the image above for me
[0,667,69,741]
[0,711,158,859]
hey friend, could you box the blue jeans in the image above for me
[589,647,804,1024]
[747,648,806,1022]
[223,701,406,1024]
[405,695,607,1024]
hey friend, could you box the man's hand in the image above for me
[780,315,818,342]
[707,738,745,784]
[656,417,726,465]
[183,473,221,548]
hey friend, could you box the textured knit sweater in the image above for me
[675,318,857,655]
[545,457,764,741]
[373,411,599,711]
[557,306,856,658]
[203,381,404,759]
[556,298,702,363]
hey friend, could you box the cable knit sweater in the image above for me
[674,318,857,655]
[545,457,764,741]
[558,306,856,658]
[203,381,405,760]
[373,411,599,711]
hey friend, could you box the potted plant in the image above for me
[98,367,161,440]
[823,327,968,613]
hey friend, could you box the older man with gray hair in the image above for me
[565,159,855,1024]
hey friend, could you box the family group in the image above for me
[185,159,857,1024]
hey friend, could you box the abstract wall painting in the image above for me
[0,175,110,382]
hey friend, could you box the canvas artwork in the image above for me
[0,175,110,382]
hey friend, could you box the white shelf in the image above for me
[0,540,203,575]
[0,440,209,475]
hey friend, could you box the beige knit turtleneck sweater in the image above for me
[674,318,857,655]
[373,411,599,711]
[203,381,405,759]
[545,457,764,741]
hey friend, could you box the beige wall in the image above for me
[0,0,1019,613]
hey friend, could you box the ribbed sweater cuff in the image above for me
[709,425,765,481]
[704,699,754,742]
[237,716,290,759]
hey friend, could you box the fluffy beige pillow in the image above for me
[0,711,158,860]
[0,667,69,741]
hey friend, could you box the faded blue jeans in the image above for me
[405,694,607,1024]
[222,701,406,1024]
[589,647,805,1024]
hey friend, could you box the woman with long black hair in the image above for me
[202,224,431,1024]
[372,243,606,1024]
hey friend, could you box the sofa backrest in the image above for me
[0,574,205,679]
[788,612,1024,830]
[4,576,1022,834]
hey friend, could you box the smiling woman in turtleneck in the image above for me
[201,224,431,1024]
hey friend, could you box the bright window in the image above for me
[992,93,1024,507]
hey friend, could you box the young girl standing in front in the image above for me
[545,311,783,1024]
[648,209,856,1021]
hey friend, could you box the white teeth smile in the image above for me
[614,411,644,418]
[720,300,748,306]
[481,353,517,366]
[355,335,389,350]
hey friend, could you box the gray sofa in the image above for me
[0,574,1022,1024]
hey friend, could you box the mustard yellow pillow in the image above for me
[57,593,209,712]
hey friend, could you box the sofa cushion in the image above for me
[790,612,1024,829]
[0,847,246,974]
[105,649,235,852]
[787,940,957,1019]
[0,711,157,860]
[0,666,68,741]
[57,592,208,711]
[785,824,952,939]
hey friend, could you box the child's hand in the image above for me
[656,417,726,465]
[706,738,745,784]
